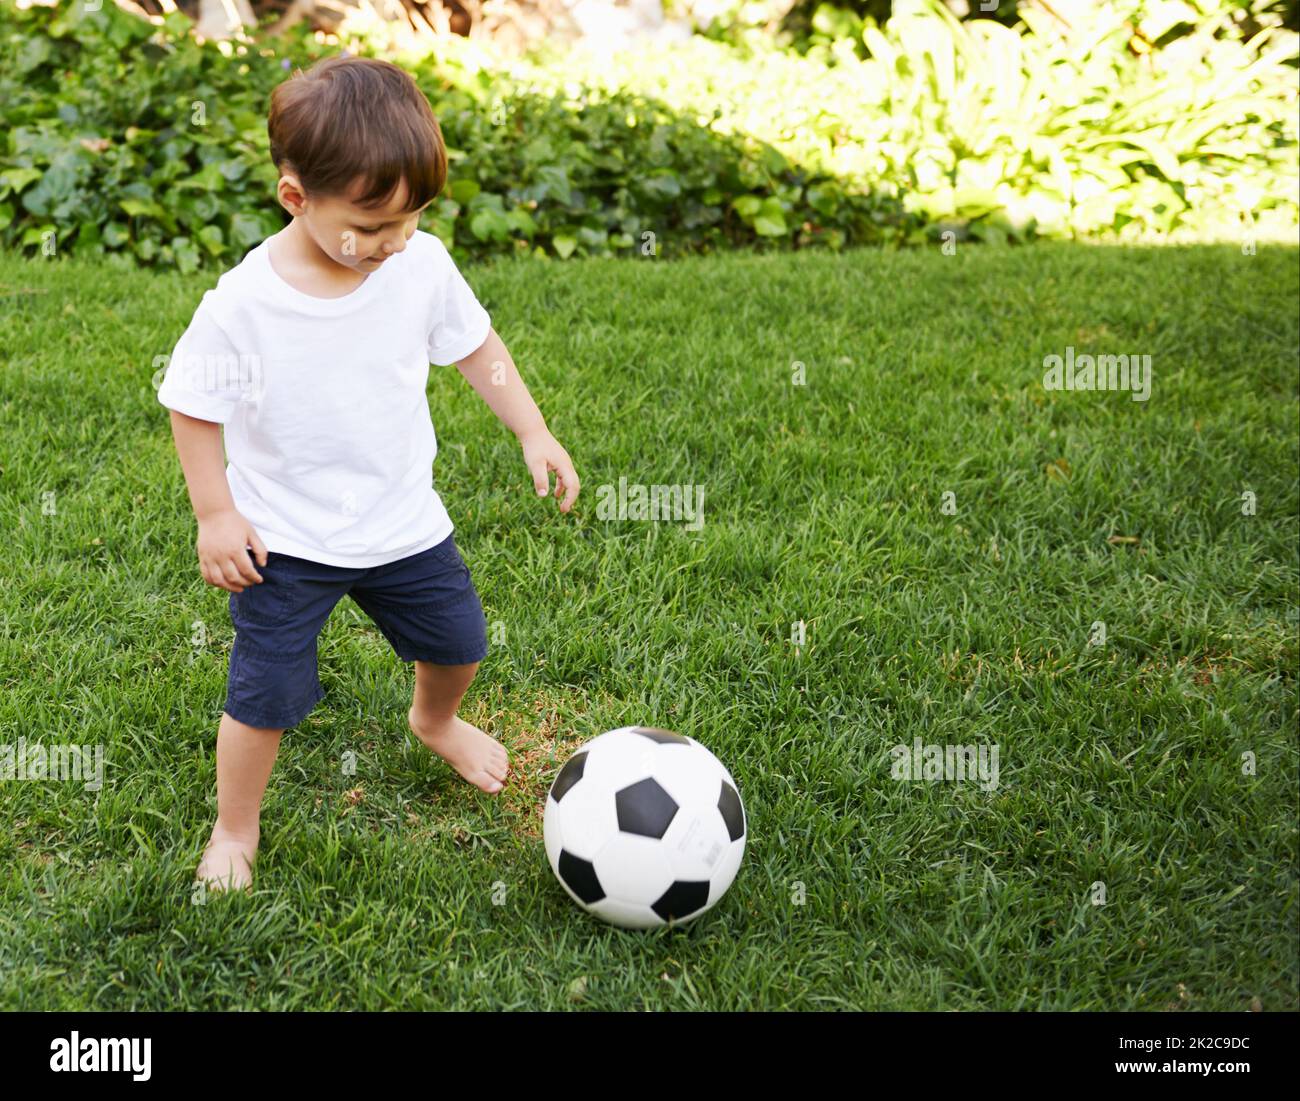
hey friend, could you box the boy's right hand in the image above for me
[196,509,268,593]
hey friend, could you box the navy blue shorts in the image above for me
[222,532,488,730]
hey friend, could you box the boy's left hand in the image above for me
[520,429,580,513]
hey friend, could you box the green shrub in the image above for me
[0,0,1294,270]
[1,6,299,271]
[534,0,1299,244]
[0,3,911,267]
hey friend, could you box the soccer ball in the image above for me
[543,725,746,929]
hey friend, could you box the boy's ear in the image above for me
[277,173,309,217]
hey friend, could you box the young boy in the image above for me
[158,55,580,892]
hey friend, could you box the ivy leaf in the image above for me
[196,224,225,257]
[449,178,481,204]
[120,198,165,220]
[102,222,130,249]
[16,36,53,75]
[469,207,510,241]
[176,163,226,192]
[172,237,202,275]
[0,168,43,197]
[535,165,572,205]
[229,212,264,249]
[641,174,682,202]
[753,197,788,237]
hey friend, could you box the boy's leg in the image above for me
[348,534,503,794]
[197,711,284,891]
[205,550,348,889]
[407,660,508,794]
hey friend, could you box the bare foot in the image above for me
[196,828,257,893]
[408,707,509,794]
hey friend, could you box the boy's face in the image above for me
[278,172,432,272]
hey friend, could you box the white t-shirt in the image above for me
[157,228,491,568]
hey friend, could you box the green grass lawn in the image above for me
[0,240,1296,1010]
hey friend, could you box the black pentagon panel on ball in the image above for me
[717,779,745,842]
[550,751,588,803]
[557,850,605,904]
[652,880,710,923]
[630,726,690,745]
[615,777,679,838]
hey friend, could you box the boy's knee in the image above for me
[414,658,480,684]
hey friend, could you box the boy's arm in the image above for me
[169,410,268,592]
[454,327,580,513]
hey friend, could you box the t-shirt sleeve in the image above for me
[156,298,249,424]
[427,239,491,366]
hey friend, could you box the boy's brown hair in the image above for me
[268,55,447,212]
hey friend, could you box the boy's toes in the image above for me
[196,839,254,892]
